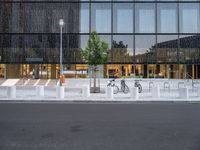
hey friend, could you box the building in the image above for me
[0,0,200,79]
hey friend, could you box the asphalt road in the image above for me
[0,102,200,150]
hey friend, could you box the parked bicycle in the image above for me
[107,78,129,94]
[120,79,129,94]
[134,79,142,93]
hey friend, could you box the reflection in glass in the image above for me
[179,4,200,33]
[179,35,200,63]
[157,3,177,33]
[80,35,89,49]
[135,35,156,63]
[91,3,111,33]
[135,4,155,33]
[80,3,89,33]
[112,35,133,62]
[99,35,111,49]
[157,35,178,63]
[113,3,133,33]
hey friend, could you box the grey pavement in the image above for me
[0,78,200,101]
[0,102,200,150]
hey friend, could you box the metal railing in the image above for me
[149,81,154,92]
[163,82,170,92]
[185,73,200,92]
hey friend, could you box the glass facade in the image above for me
[0,0,200,79]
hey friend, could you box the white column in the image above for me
[130,87,139,100]
[82,85,90,97]
[106,86,113,99]
[56,86,65,99]
[7,86,16,99]
[151,86,160,98]
[36,86,44,97]
[179,88,189,99]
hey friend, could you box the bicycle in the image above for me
[120,79,129,94]
[134,79,142,93]
[107,78,119,94]
[107,78,129,94]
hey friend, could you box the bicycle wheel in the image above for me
[122,85,129,94]
[138,84,142,93]
[113,85,119,94]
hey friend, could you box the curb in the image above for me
[0,98,200,103]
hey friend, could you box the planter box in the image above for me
[90,87,100,93]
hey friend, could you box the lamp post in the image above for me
[59,19,64,86]
[146,50,149,78]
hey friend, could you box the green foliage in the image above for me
[82,31,109,66]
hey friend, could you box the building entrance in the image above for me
[20,64,51,79]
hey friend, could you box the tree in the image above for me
[82,31,109,93]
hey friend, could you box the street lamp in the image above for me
[59,19,64,86]
[146,50,149,78]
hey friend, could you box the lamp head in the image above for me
[59,19,64,27]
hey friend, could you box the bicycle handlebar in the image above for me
[134,79,142,81]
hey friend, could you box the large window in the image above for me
[113,3,133,33]
[157,35,178,63]
[157,3,177,33]
[135,4,155,33]
[112,35,134,62]
[99,35,112,62]
[179,35,200,63]
[179,4,200,33]
[91,3,111,33]
[80,3,89,33]
[135,35,156,63]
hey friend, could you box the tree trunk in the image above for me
[93,69,96,92]
[90,66,100,93]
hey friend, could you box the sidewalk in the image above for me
[0,78,199,102]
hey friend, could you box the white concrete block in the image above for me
[82,86,90,97]
[130,87,139,100]
[56,86,65,99]
[197,87,200,97]
[36,86,44,97]
[151,86,160,98]
[7,86,16,99]
[179,88,189,99]
[106,86,113,99]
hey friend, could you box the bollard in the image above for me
[36,86,44,97]
[82,86,90,97]
[7,86,16,99]
[56,86,65,99]
[197,87,200,97]
[130,87,139,100]
[178,88,189,99]
[151,86,160,98]
[106,86,113,99]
